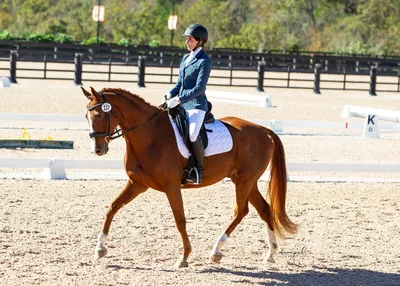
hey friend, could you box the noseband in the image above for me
[86,91,162,142]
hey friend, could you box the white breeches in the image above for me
[186,109,206,142]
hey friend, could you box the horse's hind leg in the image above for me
[95,180,148,260]
[210,181,252,263]
[248,184,278,263]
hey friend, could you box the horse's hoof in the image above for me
[94,247,108,260]
[174,260,188,268]
[210,252,222,263]
[263,256,275,264]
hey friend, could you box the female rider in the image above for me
[165,23,212,184]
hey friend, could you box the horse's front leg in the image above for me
[165,185,191,268]
[95,180,148,260]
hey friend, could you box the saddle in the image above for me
[162,101,215,185]
[171,104,214,147]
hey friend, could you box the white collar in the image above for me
[190,47,202,57]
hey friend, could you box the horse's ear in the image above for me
[80,87,94,100]
[89,86,102,101]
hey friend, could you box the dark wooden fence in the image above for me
[0,40,399,94]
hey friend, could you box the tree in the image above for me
[0,0,399,55]
[106,0,167,45]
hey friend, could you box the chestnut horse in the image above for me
[82,87,297,268]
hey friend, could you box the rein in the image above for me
[87,91,162,142]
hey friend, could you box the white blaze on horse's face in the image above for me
[87,110,97,153]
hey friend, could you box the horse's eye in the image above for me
[93,111,102,120]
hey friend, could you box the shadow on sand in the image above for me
[200,266,399,285]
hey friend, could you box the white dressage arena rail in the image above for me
[0,113,85,122]
[249,119,400,137]
[1,112,400,137]
[341,105,400,138]
[1,158,400,180]
[251,119,364,131]
[341,105,400,123]
[206,90,273,107]
[0,77,11,88]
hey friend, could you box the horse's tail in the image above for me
[264,128,298,239]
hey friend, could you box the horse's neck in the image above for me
[112,92,162,149]
[115,93,158,131]
[110,92,180,174]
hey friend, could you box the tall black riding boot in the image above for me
[188,137,204,184]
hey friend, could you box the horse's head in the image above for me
[81,86,120,156]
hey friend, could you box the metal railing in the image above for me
[0,41,399,94]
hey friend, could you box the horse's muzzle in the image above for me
[93,142,109,156]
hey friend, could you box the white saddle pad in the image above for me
[169,117,233,159]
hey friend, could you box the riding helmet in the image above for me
[182,24,208,42]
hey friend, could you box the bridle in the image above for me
[86,91,162,142]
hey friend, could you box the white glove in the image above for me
[166,96,180,108]
[165,93,173,100]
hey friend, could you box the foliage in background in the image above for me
[117,38,133,47]
[54,33,73,44]
[148,40,160,48]
[83,37,105,45]
[0,0,399,55]
[26,33,54,43]
[0,31,13,40]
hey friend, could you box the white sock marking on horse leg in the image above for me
[211,233,227,255]
[96,233,108,250]
[265,224,278,262]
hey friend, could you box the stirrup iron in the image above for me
[188,167,201,184]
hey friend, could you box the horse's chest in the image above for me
[125,165,160,189]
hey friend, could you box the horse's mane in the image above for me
[100,88,161,109]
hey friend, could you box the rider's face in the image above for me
[185,36,199,51]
